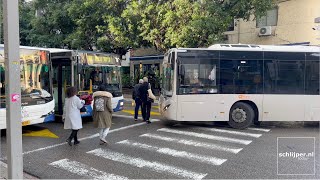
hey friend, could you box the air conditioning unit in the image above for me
[259,26,272,36]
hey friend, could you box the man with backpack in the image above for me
[132,79,143,121]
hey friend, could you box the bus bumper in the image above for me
[44,112,55,122]
[113,99,124,112]
[80,99,124,117]
[81,105,93,117]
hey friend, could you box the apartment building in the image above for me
[225,0,320,46]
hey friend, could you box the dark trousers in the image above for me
[141,101,152,121]
[134,98,142,119]
[68,129,79,142]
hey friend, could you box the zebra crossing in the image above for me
[50,159,128,180]
[48,126,271,179]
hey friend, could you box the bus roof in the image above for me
[176,44,320,53]
[209,44,320,52]
[0,44,73,53]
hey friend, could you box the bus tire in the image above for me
[228,102,254,129]
[0,129,6,137]
[254,120,261,126]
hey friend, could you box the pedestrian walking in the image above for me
[63,86,85,146]
[92,85,113,145]
[139,77,155,124]
[132,79,143,121]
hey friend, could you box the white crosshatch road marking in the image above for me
[116,140,227,165]
[158,128,252,145]
[49,159,127,180]
[197,127,262,138]
[87,148,207,179]
[247,127,271,132]
[23,120,159,155]
[140,133,243,154]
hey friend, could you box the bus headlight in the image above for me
[163,104,171,111]
[120,101,124,106]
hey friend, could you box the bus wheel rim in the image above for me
[232,108,247,123]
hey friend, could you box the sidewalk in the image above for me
[0,161,38,179]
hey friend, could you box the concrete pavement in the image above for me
[0,161,38,179]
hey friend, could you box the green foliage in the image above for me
[20,1,34,46]
[27,0,75,48]
[121,74,135,88]
[115,0,275,51]
[66,0,108,50]
[2,0,275,53]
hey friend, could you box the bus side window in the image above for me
[208,67,216,81]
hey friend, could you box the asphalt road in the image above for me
[0,102,319,179]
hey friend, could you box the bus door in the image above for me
[52,60,72,116]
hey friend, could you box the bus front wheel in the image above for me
[228,102,254,129]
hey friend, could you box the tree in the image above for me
[109,0,275,52]
[27,0,75,48]
[106,0,152,50]
[0,0,34,45]
[6,0,275,55]
[66,0,133,56]
[66,0,108,51]
[20,0,35,46]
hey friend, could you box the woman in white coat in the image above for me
[63,87,84,146]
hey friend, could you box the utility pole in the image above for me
[3,0,23,179]
[0,0,2,44]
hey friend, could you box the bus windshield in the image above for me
[20,63,51,98]
[0,49,52,108]
[161,52,174,97]
[81,66,121,92]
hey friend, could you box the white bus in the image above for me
[159,44,320,129]
[50,49,124,118]
[75,51,124,117]
[0,45,55,129]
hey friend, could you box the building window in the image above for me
[256,8,278,28]
[227,20,235,31]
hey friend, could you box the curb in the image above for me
[0,161,39,179]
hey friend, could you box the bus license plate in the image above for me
[22,120,30,126]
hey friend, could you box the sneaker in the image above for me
[74,141,80,145]
[99,139,108,145]
[134,119,138,121]
[146,120,151,124]
[66,139,72,146]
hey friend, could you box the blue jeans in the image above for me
[134,98,142,119]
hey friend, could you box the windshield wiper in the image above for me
[29,93,52,102]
